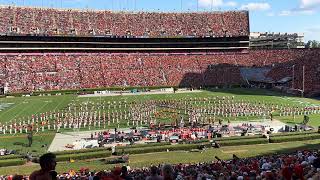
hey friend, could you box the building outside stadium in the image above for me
[250,32,305,49]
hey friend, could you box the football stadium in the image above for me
[0,1,320,179]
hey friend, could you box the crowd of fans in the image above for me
[1,52,242,93]
[4,149,320,179]
[115,149,320,180]
[0,6,249,38]
[1,49,319,95]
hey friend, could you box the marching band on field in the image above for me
[1,96,319,134]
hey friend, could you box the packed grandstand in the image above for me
[1,49,320,96]
[0,6,249,37]
[1,4,320,180]
[0,6,318,97]
[4,149,320,179]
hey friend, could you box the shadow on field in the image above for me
[265,143,320,155]
[13,141,29,147]
[314,96,320,100]
[205,88,288,97]
[233,143,320,160]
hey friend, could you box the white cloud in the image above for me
[306,26,320,32]
[277,9,315,16]
[198,0,237,8]
[283,0,320,16]
[305,26,320,41]
[299,9,315,14]
[279,10,292,16]
[266,12,275,17]
[199,0,223,7]
[240,3,271,11]
[300,0,320,9]
[225,1,237,7]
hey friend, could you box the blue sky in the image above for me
[0,0,319,41]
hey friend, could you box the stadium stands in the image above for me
[0,6,249,38]
[1,53,244,92]
[3,149,320,179]
[266,49,320,96]
[68,149,320,179]
[0,49,319,96]
[0,7,318,96]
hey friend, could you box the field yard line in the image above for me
[0,100,25,119]
[53,96,68,111]
[33,101,50,115]
[9,100,48,121]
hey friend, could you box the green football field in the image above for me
[0,95,75,123]
[0,132,55,155]
[0,88,320,126]
[0,88,320,175]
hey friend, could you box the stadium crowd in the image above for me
[3,149,320,179]
[0,6,249,37]
[1,49,320,95]
[1,5,320,180]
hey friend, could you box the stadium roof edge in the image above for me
[0,5,249,14]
